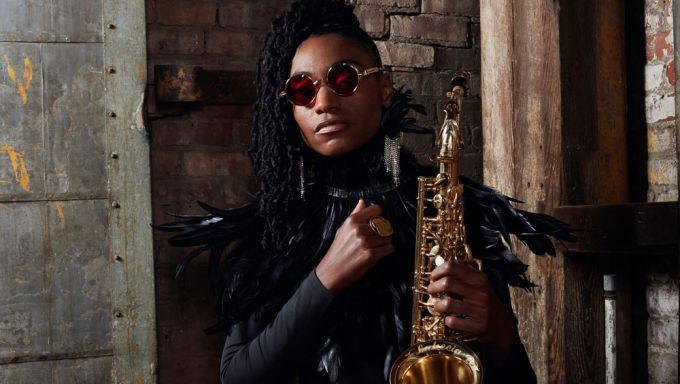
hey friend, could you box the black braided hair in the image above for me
[249,0,384,252]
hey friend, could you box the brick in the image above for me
[153,177,227,207]
[391,15,469,47]
[206,30,265,59]
[156,1,216,26]
[223,176,257,205]
[668,61,677,89]
[645,0,673,33]
[152,149,182,178]
[422,0,478,16]
[192,106,253,119]
[461,152,482,182]
[648,159,679,187]
[433,47,480,71]
[351,0,418,12]
[230,120,253,147]
[182,151,214,176]
[648,350,678,383]
[376,41,434,68]
[157,325,223,383]
[647,279,679,317]
[392,71,467,97]
[147,56,256,84]
[193,119,234,147]
[645,93,675,123]
[213,151,252,176]
[148,28,205,55]
[648,123,677,154]
[218,0,286,30]
[647,187,679,202]
[648,317,678,349]
[146,0,157,24]
[354,5,388,38]
[646,30,674,62]
[645,63,667,92]
[151,118,196,146]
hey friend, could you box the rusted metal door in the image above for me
[0,1,156,382]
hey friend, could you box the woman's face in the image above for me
[289,34,393,157]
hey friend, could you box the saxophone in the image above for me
[389,71,483,384]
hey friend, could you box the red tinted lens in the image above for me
[327,64,359,96]
[286,74,316,106]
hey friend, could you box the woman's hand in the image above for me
[427,261,515,351]
[315,199,396,293]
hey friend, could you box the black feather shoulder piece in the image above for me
[152,201,260,299]
[461,176,575,288]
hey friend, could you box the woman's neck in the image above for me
[310,135,391,190]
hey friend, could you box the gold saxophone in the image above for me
[390,71,483,384]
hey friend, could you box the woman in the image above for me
[158,1,572,382]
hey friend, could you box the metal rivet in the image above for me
[107,23,116,29]
[106,67,116,74]
[111,152,119,159]
[113,255,123,262]
[107,111,116,118]
[112,201,120,208]
[114,311,123,318]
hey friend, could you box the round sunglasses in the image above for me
[279,62,383,107]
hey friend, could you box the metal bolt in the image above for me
[107,111,116,118]
[111,201,121,208]
[107,23,116,29]
[111,152,119,159]
[113,255,123,262]
[106,67,116,74]
[114,311,123,318]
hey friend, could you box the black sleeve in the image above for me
[220,270,336,384]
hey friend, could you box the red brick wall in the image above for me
[147,1,294,383]
[147,1,481,382]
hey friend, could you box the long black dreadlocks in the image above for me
[249,0,383,252]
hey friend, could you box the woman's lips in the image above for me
[315,120,349,134]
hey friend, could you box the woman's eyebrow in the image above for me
[290,59,370,77]
[332,59,364,67]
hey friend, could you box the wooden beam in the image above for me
[481,0,631,382]
[554,202,678,254]
[481,0,564,382]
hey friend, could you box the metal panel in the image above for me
[0,357,112,383]
[43,44,106,199]
[0,202,49,361]
[0,0,102,43]
[47,200,111,354]
[0,43,45,201]
[0,0,155,381]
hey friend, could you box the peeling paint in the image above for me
[54,202,65,228]
[2,55,33,105]
[131,92,146,134]
[0,143,31,192]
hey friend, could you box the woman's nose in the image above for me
[313,84,340,114]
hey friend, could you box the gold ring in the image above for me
[369,217,393,237]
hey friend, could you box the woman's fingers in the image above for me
[350,201,384,223]
[351,198,367,214]
[430,261,486,287]
[444,315,484,336]
[434,296,486,319]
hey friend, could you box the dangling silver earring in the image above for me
[298,155,306,200]
[384,134,401,185]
